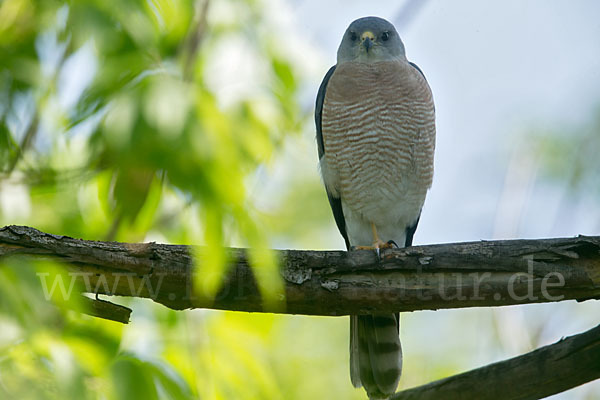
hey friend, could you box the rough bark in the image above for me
[1,225,599,399]
[1,225,599,317]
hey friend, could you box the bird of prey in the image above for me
[315,16,435,399]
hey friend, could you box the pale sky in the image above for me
[291,0,600,244]
[281,2,600,398]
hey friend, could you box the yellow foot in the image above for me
[350,223,398,257]
[352,240,394,251]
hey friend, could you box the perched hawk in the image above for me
[315,17,435,399]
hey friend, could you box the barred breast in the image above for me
[320,60,435,230]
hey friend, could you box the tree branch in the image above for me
[393,323,600,400]
[1,225,599,399]
[79,295,132,324]
[1,225,599,317]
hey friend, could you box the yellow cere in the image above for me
[361,31,375,41]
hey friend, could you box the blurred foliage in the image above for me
[0,0,356,399]
[2,1,597,398]
[0,256,362,400]
[534,109,600,198]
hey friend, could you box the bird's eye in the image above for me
[349,32,358,42]
[381,32,390,42]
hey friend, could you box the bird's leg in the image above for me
[370,222,393,250]
[351,223,395,256]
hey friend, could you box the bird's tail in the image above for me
[350,314,402,399]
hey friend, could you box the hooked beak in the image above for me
[363,37,373,52]
[361,31,375,53]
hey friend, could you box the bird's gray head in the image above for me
[337,17,406,64]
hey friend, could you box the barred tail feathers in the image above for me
[349,314,402,399]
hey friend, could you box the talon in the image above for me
[350,224,396,256]
[374,239,394,250]
[352,245,376,251]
